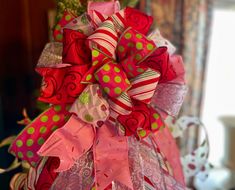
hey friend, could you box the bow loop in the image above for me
[95,61,131,98]
[36,65,89,104]
[63,13,94,36]
[70,84,110,127]
[82,51,113,83]
[37,42,63,68]
[88,0,120,24]
[128,68,160,104]
[62,28,91,65]
[88,20,118,59]
[108,92,133,116]
[117,28,156,63]
[118,100,165,139]
[117,28,156,78]
[125,7,153,35]
[139,47,169,78]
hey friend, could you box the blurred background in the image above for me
[0,0,235,189]
[0,1,56,190]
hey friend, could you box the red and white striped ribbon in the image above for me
[129,69,160,104]
[108,92,132,116]
[88,20,118,59]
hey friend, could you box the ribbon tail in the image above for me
[114,165,133,190]
[38,116,95,172]
[94,124,133,190]
[153,126,185,186]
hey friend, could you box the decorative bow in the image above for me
[9,1,189,189]
[80,14,183,138]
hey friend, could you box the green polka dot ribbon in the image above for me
[9,104,71,167]
[117,28,157,79]
[53,11,75,42]
[95,62,131,98]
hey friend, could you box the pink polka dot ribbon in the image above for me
[53,11,76,42]
[9,105,71,166]
[95,62,131,98]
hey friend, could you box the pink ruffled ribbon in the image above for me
[38,116,133,190]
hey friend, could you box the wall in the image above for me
[0,0,56,188]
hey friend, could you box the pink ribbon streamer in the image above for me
[38,117,133,189]
[94,124,133,190]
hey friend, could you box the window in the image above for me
[202,8,235,165]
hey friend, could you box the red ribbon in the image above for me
[125,7,153,35]
[36,65,89,104]
[37,29,91,104]
[62,29,91,65]
[118,100,165,138]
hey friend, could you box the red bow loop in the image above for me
[36,65,89,104]
[118,100,165,139]
[62,29,91,65]
[125,7,153,35]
